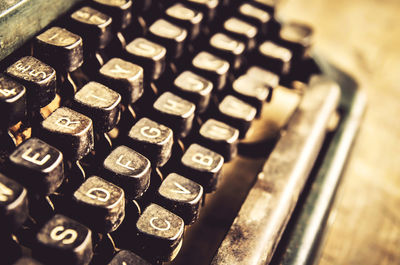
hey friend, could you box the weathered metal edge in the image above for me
[0,0,83,61]
[276,65,367,265]
[211,76,341,265]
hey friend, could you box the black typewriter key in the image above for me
[127,117,173,167]
[209,33,245,70]
[0,173,28,232]
[35,214,93,265]
[125,38,166,81]
[108,250,150,265]
[223,17,258,50]
[153,92,195,138]
[278,22,313,60]
[40,107,94,160]
[72,176,125,232]
[173,71,212,113]
[237,2,271,35]
[185,0,218,22]
[181,143,224,192]
[165,3,203,40]
[34,27,83,72]
[103,145,151,199]
[0,74,26,128]
[73,81,122,132]
[191,51,230,91]
[157,173,203,224]
[6,56,56,108]
[70,6,112,50]
[198,119,239,161]
[13,257,43,265]
[232,75,272,115]
[148,19,187,59]
[218,95,257,138]
[9,138,64,195]
[257,41,292,75]
[99,58,144,104]
[136,203,184,261]
[246,66,279,89]
[91,0,133,31]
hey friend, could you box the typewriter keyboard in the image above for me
[0,0,333,264]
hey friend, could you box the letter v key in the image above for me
[158,173,203,224]
[172,182,191,194]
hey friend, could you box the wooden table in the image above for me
[277,0,400,264]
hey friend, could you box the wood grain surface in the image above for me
[277,0,400,264]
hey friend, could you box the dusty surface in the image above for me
[277,0,400,264]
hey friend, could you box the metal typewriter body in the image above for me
[0,1,365,265]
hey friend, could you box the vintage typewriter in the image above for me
[0,0,366,264]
